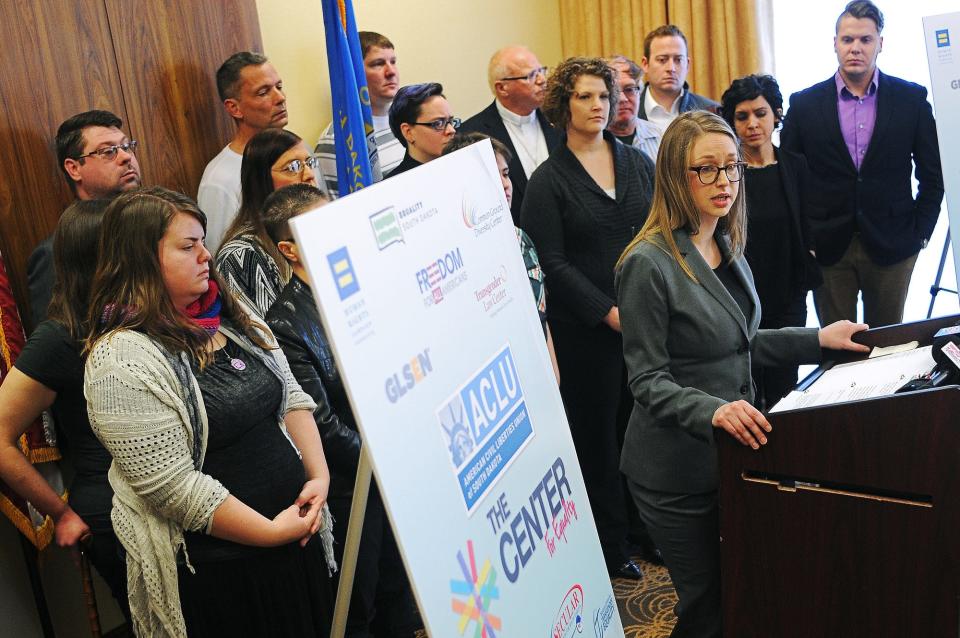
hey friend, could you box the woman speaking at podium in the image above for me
[615,111,868,637]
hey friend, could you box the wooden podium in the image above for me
[719,314,960,638]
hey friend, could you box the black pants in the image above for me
[551,319,629,567]
[628,480,721,638]
[753,295,808,411]
[328,481,420,638]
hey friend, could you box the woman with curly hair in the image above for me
[519,56,655,579]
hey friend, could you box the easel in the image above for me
[926,229,958,319]
[329,449,373,638]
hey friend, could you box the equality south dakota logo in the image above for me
[437,344,535,514]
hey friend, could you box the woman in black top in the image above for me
[0,199,130,618]
[520,57,654,578]
[387,83,460,177]
[720,74,823,409]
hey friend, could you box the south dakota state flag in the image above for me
[322,0,380,195]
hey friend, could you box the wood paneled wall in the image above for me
[0,0,262,327]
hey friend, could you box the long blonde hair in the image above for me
[616,111,747,280]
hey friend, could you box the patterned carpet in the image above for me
[413,556,678,637]
[614,557,679,637]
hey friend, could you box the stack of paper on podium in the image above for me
[771,345,936,412]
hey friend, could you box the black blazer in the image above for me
[616,229,821,493]
[26,234,54,330]
[460,100,562,223]
[637,82,719,119]
[780,72,944,267]
[761,147,823,294]
[520,133,654,327]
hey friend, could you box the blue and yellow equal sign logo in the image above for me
[327,246,360,300]
[935,29,950,48]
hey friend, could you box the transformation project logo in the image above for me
[450,539,502,637]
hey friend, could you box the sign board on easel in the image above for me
[291,140,624,638]
[924,12,960,286]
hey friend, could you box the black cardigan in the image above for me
[520,132,654,327]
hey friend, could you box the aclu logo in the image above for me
[551,584,584,638]
[437,345,535,513]
[415,246,468,307]
[384,349,432,403]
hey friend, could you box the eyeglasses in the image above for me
[620,85,641,97]
[77,140,138,161]
[274,155,322,174]
[500,66,548,83]
[688,162,747,185]
[413,117,462,132]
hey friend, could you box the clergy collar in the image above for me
[496,99,538,126]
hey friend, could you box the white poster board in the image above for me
[924,12,960,287]
[291,140,623,638]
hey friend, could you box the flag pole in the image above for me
[330,447,372,638]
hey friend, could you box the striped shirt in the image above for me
[314,113,405,198]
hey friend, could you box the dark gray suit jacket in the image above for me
[26,234,54,329]
[616,228,821,494]
[637,83,719,120]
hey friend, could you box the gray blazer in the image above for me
[616,228,821,494]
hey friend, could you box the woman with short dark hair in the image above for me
[520,57,655,579]
[720,74,823,408]
[387,82,459,176]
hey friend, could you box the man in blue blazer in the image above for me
[780,0,943,328]
[460,45,561,223]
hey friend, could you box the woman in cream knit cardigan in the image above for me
[84,187,335,638]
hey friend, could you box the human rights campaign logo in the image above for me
[437,345,535,513]
[936,29,950,48]
[327,247,359,300]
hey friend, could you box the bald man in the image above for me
[460,45,561,222]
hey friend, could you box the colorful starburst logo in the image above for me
[450,539,502,637]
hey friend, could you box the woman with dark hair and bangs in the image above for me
[217,128,320,317]
[0,199,132,619]
[84,187,335,637]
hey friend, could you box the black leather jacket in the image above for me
[266,274,361,500]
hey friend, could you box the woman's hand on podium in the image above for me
[818,320,870,351]
[713,400,771,450]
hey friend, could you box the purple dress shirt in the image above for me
[835,69,879,171]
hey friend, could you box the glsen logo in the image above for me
[474,266,511,316]
[952,78,960,90]
[463,191,507,237]
[593,595,615,637]
[327,247,359,300]
[385,349,433,403]
[450,539,502,637]
[552,584,584,638]
[936,28,950,48]
[369,206,404,250]
[416,247,468,307]
[438,345,535,513]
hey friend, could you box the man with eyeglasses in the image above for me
[26,109,142,327]
[781,0,943,328]
[608,55,664,163]
[198,51,290,255]
[460,45,561,222]
[638,25,718,130]
[315,31,405,197]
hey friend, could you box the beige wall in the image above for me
[256,0,563,146]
